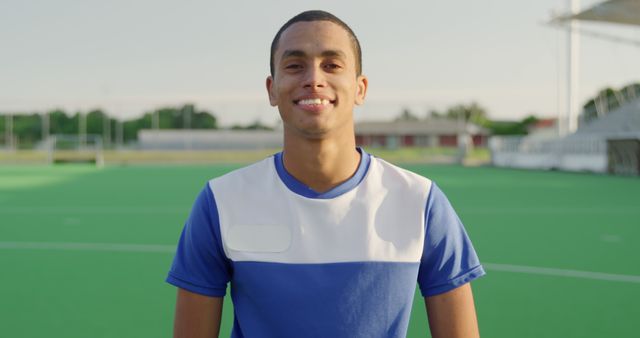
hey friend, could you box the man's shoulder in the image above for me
[369,155,432,186]
[365,155,433,205]
[207,155,276,190]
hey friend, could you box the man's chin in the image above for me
[284,123,332,140]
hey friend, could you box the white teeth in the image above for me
[298,99,330,105]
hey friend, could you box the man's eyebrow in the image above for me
[320,50,347,58]
[280,49,347,59]
[281,50,306,59]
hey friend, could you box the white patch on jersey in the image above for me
[209,156,432,264]
[226,225,292,253]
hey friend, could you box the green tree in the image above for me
[487,115,539,135]
[395,108,419,121]
[0,103,219,145]
[444,102,489,127]
[86,109,107,135]
[49,109,75,135]
[191,108,217,129]
[143,104,218,130]
[13,113,42,147]
[231,119,274,131]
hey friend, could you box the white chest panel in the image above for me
[210,156,432,264]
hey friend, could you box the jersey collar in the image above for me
[274,148,371,199]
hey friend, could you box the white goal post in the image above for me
[46,134,104,167]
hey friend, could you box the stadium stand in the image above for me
[490,97,640,174]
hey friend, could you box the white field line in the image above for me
[0,241,175,253]
[459,207,639,215]
[483,262,640,284]
[0,206,186,214]
[1,241,639,284]
[1,207,637,215]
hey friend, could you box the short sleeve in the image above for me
[417,183,485,297]
[166,184,231,297]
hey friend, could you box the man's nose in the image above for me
[302,65,326,89]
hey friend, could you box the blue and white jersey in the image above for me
[167,149,485,338]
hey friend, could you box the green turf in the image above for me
[0,163,638,337]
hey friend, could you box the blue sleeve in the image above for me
[166,184,231,297]
[417,182,485,297]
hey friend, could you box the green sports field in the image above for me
[1,163,638,337]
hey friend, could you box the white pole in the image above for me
[42,111,50,144]
[556,25,563,137]
[184,105,191,130]
[153,110,159,130]
[185,105,192,151]
[47,135,56,165]
[116,119,123,150]
[79,111,87,149]
[103,113,111,148]
[566,0,580,134]
[96,137,104,168]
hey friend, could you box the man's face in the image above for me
[266,20,367,139]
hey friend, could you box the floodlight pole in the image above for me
[116,119,123,150]
[565,0,580,135]
[103,113,111,148]
[79,111,87,149]
[186,105,193,151]
[184,105,191,130]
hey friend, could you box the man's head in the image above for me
[266,11,368,139]
[270,10,362,77]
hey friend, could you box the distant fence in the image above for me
[489,135,608,173]
[0,133,17,151]
[137,129,283,151]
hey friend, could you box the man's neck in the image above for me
[281,131,361,194]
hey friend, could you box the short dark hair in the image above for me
[270,10,362,77]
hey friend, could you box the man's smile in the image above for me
[295,98,332,105]
[293,96,336,111]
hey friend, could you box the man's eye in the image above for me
[285,64,302,70]
[324,63,341,70]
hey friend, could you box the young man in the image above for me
[167,10,485,338]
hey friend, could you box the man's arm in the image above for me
[425,283,480,338]
[173,288,223,338]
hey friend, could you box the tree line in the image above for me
[393,81,640,135]
[396,102,540,136]
[6,83,636,148]
[0,101,544,148]
[0,104,217,148]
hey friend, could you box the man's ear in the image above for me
[266,76,278,107]
[355,75,368,105]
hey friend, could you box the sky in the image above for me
[1,0,639,127]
